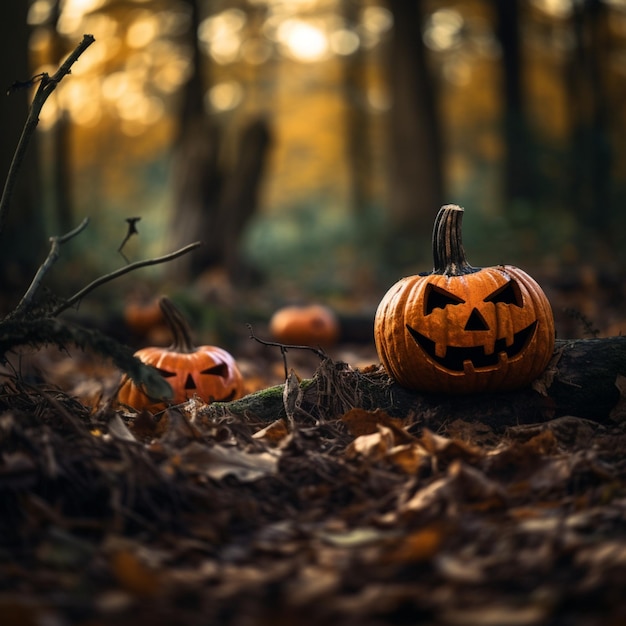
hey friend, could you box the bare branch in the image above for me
[0,35,95,239]
[52,241,202,316]
[12,217,89,317]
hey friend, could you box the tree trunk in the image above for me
[167,0,219,279]
[342,0,372,215]
[215,117,271,278]
[493,0,535,206]
[383,0,444,267]
[0,3,46,312]
[168,0,270,283]
[566,0,612,238]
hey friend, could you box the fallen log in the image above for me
[202,337,626,431]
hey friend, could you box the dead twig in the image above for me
[52,241,202,316]
[246,323,327,379]
[118,217,142,263]
[12,218,89,317]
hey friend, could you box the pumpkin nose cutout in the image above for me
[464,308,489,331]
[184,373,197,390]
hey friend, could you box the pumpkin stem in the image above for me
[159,297,196,353]
[432,204,477,276]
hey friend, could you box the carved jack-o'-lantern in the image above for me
[117,297,244,413]
[374,205,555,394]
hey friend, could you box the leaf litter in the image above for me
[1,358,626,626]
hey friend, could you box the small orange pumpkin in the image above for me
[118,297,244,412]
[269,304,339,347]
[374,204,555,394]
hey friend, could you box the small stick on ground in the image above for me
[246,323,327,379]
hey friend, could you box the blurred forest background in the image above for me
[1,0,625,341]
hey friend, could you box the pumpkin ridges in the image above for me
[374,205,555,394]
[117,298,244,413]
[497,266,555,389]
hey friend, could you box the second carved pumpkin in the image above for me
[374,204,555,394]
[118,297,244,412]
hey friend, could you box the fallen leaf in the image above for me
[106,414,136,441]
[419,429,483,465]
[174,441,279,482]
[383,526,444,563]
[435,553,486,584]
[399,460,506,520]
[388,442,429,474]
[448,460,507,506]
[342,407,415,443]
[345,424,395,461]
[160,408,203,445]
[398,475,453,519]
[253,418,290,444]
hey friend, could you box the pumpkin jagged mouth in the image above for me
[406,320,538,372]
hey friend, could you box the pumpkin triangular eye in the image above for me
[484,280,523,307]
[156,368,177,379]
[425,284,465,314]
[200,363,229,378]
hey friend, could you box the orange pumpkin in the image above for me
[118,297,244,412]
[374,204,555,394]
[269,304,339,347]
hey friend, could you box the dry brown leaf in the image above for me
[160,408,204,445]
[383,526,444,563]
[399,460,506,520]
[341,407,415,443]
[173,441,279,482]
[448,460,508,506]
[435,554,486,584]
[419,428,483,465]
[486,429,560,477]
[345,424,395,461]
[398,475,453,518]
[106,413,136,442]
[252,418,290,444]
[388,442,429,474]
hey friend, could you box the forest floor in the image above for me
[1,264,626,626]
[1,336,626,626]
